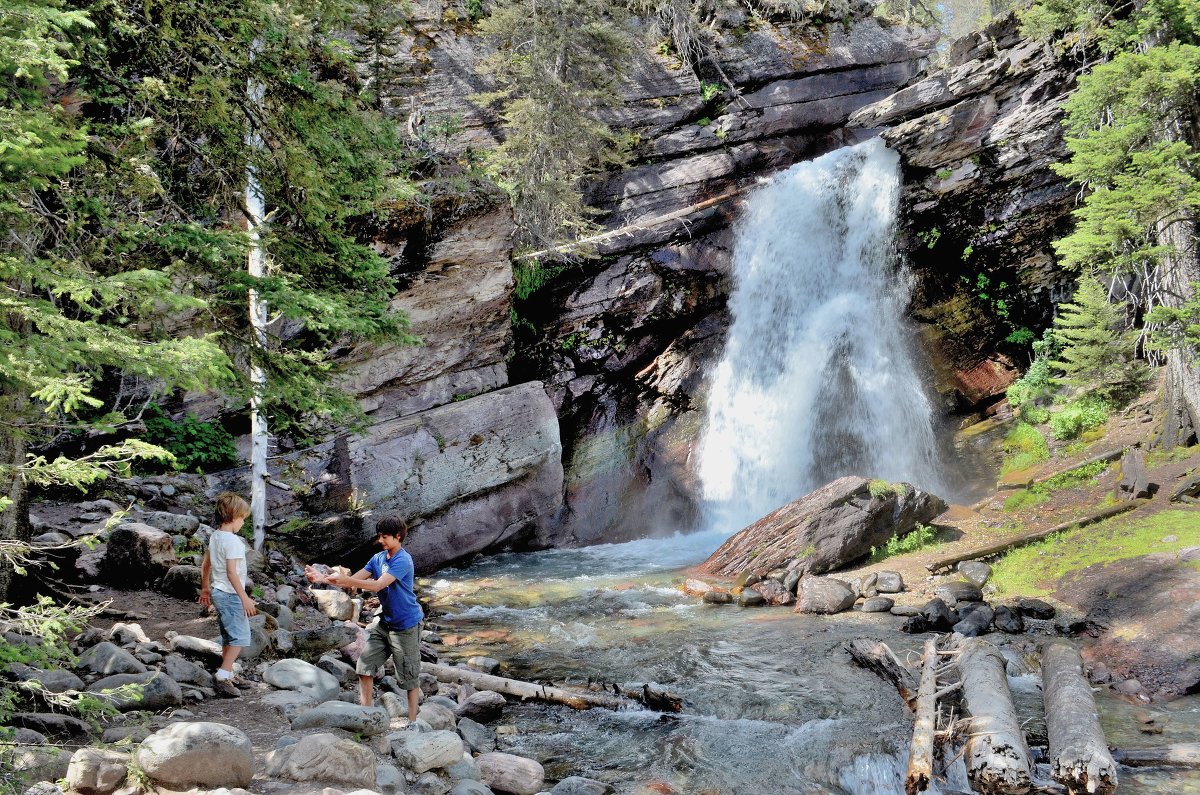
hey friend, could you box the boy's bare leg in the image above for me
[219,645,241,675]
[407,687,420,722]
[358,674,374,707]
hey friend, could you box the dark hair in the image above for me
[375,515,408,542]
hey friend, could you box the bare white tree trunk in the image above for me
[905,637,939,795]
[246,52,269,553]
[1042,640,1117,794]
[957,638,1033,794]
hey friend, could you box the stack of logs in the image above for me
[849,635,1199,795]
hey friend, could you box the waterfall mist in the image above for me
[698,138,948,534]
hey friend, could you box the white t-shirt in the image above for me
[208,530,247,594]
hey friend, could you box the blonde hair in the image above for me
[215,493,251,526]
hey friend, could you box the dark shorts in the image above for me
[356,619,422,690]
[212,589,251,647]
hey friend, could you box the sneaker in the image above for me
[213,678,240,698]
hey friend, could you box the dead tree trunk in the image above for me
[1041,641,1118,794]
[957,638,1034,793]
[906,637,939,795]
[0,390,30,603]
[846,639,919,704]
[1112,743,1200,768]
[421,662,631,711]
[1156,215,1200,449]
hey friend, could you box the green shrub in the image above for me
[869,524,939,563]
[1049,397,1109,440]
[868,479,896,498]
[1001,422,1050,473]
[143,404,238,473]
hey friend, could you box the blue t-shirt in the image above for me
[366,548,423,631]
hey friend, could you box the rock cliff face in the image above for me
[849,14,1089,410]
[251,3,939,568]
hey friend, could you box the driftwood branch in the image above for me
[958,638,1034,793]
[422,662,631,711]
[927,500,1147,573]
[846,639,919,704]
[1041,640,1118,794]
[906,637,939,795]
[1112,743,1200,769]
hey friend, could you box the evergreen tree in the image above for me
[1051,277,1145,399]
[0,0,417,597]
[476,0,635,251]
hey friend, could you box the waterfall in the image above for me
[698,138,947,533]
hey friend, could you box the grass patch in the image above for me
[1001,422,1050,474]
[990,509,1200,597]
[1147,443,1200,467]
[869,523,940,564]
[1005,459,1112,511]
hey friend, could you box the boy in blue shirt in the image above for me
[306,515,423,721]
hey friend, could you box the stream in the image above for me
[427,538,1200,795]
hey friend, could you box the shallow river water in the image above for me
[427,534,1200,795]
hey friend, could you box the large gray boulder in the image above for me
[291,624,360,657]
[101,522,177,586]
[391,730,465,774]
[700,476,946,578]
[65,747,129,795]
[290,701,389,736]
[137,722,254,789]
[264,732,377,789]
[9,662,84,693]
[264,658,341,703]
[76,642,147,676]
[476,752,545,795]
[794,577,856,615]
[86,671,182,711]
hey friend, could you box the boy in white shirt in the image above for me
[199,492,258,698]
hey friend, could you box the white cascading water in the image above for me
[698,137,947,533]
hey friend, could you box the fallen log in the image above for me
[958,638,1034,793]
[1112,743,1200,769]
[422,662,631,711]
[927,500,1147,573]
[905,637,940,795]
[1041,640,1118,794]
[846,639,918,705]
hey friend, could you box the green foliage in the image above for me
[700,81,725,102]
[917,227,941,248]
[1005,327,1036,346]
[868,479,898,498]
[990,509,1200,596]
[868,523,940,563]
[1048,396,1109,440]
[1050,277,1146,399]
[1005,458,1111,510]
[1003,488,1049,511]
[1001,422,1050,473]
[142,405,237,474]
[1148,280,1200,350]
[475,0,635,250]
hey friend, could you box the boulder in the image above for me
[136,511,200,534]
[391,729,465,774]
[456,690,506,723]
[736,588,765,607]
[753,578,795,606]
[934,581,983,605]
[136,722,254,789]
[290,701,390,736]
[10,712,91,737]
[86,671,182,711]
[317,654,357,684]
[168,634,223,664]
[699,476,946,578]
[794,576,856,614]
[311,589,354,621]
[1017,598,1056,619]
[702,591,732,604]
[875,571,905,593]
[467,656,501,675]
[902,598,958,633]
[9,663,84,693]
[418,701,458,731]
[162,654,212,687]
[448,753,482,782]
[957,561,992,588]
[992,605,1024,633]
[264,658,341,703]
[76,642,147,676]
[264,731,377,789]
[475,752,545,795]
[65,748,129,795]
[952,603,995,637]
[457,717,497,754]
[861,596,895,613]
[452,782,496,795]
[101,522,177,586]
[108,622,152,646]
[161,565,203,600]
[291,624,361,657]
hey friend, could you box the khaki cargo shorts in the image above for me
[356,619,422,690]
